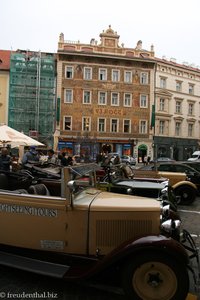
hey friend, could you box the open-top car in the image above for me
[137,163,198,205]
[0,164,199,299]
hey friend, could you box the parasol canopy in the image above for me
[0,125,44,147]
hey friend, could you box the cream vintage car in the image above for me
[0,164,199,300]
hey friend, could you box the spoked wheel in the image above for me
[121,253,189,300]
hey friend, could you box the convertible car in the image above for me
[0,164,199,299]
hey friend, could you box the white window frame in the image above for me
[176,81,182,92]
[188,123,193,137]
[112,69,120,82]
[175,122,181,136]
[159,120,165,134]
[124,71,132,83]
[188,103,194,115]
[98,91,107,105]
[99,68,107,81]
[63,116,72,131]
[98,118,106,132]
[110,118,119,133]
[84,67,92,80]
[140,94,148,108]
[139,120,147,134]
[189,84,194,95]
[175,100,182,114]
[65,66,73,79]
[82,117,91,131]
[123,119,131,133]
[160,77,167,89]
[159,98,165,111]
[124,93,132,107]
[83,90,91,104]
[140,72,148,84]
[64,89,73,103]
[111,92,119,106]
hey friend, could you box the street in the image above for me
[0,198,199,300]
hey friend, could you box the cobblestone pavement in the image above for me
[0,198,199,300]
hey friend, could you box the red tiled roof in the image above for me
[0,50,11,70]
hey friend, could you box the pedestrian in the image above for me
[0,147,12,171]
[21,146,39,165]
[47,149,58,164]
[67,155,74,166]
[60,152,68,166]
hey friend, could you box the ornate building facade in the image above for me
[56,26,156,161]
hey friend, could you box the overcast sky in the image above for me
[1,0,200,67]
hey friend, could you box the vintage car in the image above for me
[0,164,199,299]
[134,166,198,205]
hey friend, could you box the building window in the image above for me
[123,119,131,133]
[111,92,119,106]
[83,117,90,131]
[112,70,120,82]
[189,84,194,95]
[98,118,106,132]
[188,123,193,137]
[159,120,165,134]
[175,100,182,114]
[140,72,148,84]
[160,77,167,89]
[124,93,132,107]
[84,67,92,80]
[64,89,73,103]
[99,68,107,81]
[63,116,72,131]
[176,81,182,92]
[188,103,194,115]
[139,120,147,134]
[175,122,181,136]
[98,91,107,105]
[111,119,118,132]
[159,98,165,111]
[124,71,132,83]
[65,66,73,79]
[140,94,148,108]
[83,90,91,104]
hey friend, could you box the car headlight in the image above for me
[161,219,181,234]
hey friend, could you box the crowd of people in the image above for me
[0,146,76,172]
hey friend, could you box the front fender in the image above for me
[172,180,197,190]
[83,235,189,279]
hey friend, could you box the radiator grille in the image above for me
[96,219,152,247]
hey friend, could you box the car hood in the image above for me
[74,188,161,212]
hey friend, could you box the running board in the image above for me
[0,250,70,278]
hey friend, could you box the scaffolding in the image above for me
[8,50,56,146]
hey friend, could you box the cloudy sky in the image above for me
[1,0,200,67]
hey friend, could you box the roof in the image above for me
[0,50,11,70]
[155,56,200,73]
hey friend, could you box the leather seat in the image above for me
[28,184,50,196]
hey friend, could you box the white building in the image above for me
[154,57,200,160]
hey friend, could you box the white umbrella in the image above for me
[0,125,44,147]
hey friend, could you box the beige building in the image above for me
[154,57,200,160]
[0,50,10,125]
[56,26,156,162]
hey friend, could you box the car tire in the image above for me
[121,252,189,300]
[174,185,196,205]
